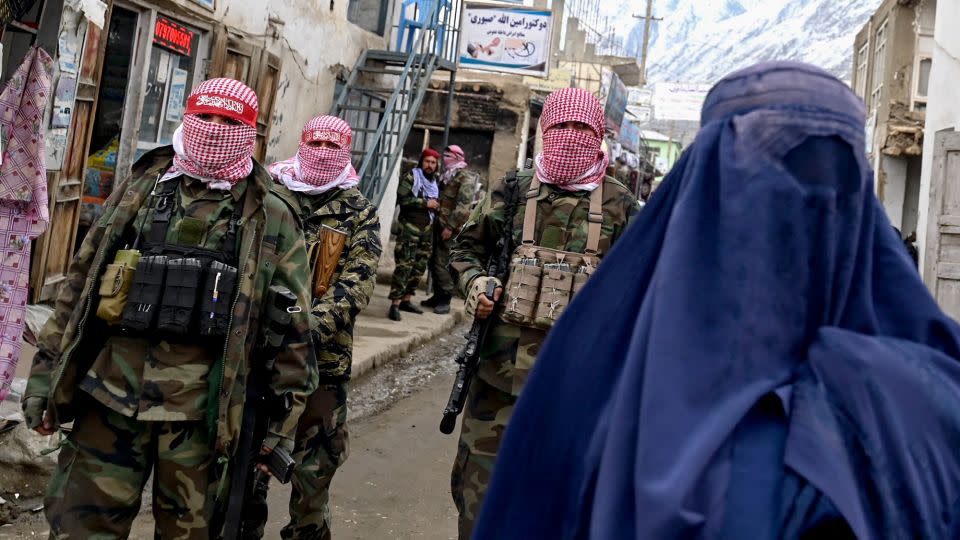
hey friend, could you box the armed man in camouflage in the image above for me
[21,78,316,539]
[421,145,479,315]
[241,115,381,540]
[388,148,440,321]
[449,88,641,538]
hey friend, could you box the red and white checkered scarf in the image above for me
[535,88,608,192]
[269,115,360,195]
[169,78,258,189]
[441,145,468,184]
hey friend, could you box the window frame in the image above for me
[871,19,888,114]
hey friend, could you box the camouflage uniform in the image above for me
[449,171,640,538]
[430,168,479,298]
[389,171,435,300]
[243,186,381,539]
[25,147,316,538]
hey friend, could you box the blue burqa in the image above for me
[473,62,960,540]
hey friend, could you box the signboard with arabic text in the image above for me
[460,2,553,77]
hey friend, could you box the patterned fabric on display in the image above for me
[0,47,52,400]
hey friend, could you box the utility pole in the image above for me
[633,0,662,87]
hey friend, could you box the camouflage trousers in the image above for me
[389,221,432,300]
[450,376,516,540]
[44,398,213,539]
[429,223,456,297]
[242,382,349,540]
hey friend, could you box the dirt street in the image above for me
[0,324,469,539]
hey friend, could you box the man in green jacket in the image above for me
[449,88,641,538]
[421,145,479,314]
[240,115,381,540]
[22,78,316,539]
[387,148,440,321]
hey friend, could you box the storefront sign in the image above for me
[652,82,710,123]
[620,119,641,152]
[601,70,628,137]
[459,3,552,77]
[154,17,194,56]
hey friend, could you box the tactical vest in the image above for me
[96,174,243,340]
[501,175,603,329]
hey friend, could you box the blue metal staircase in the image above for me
[332,1,462,206]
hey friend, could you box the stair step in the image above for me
[357,66,405,75]
[352,127,401,135]
[339,105,388,113]
[353,86,412,95]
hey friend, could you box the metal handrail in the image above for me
[333,0,462,204]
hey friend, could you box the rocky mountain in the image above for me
[603,0,883,84]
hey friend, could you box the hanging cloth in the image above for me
[0,46,53,401]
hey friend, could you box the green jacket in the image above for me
[25,147,317,456]
[287,187,382,381]
[396,170,436,230]
[438,169,480,233]
[451,171,640,395]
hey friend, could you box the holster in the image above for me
[310,225,348,298]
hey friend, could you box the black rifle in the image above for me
[222,285,298,540]
[440,169,522,434]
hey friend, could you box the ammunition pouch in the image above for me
[121,255,168,332]
[110,176,244,340]
[96,249,141,325]
[157,258,204,336]
[500,176,603,330]
[199,261,239,337]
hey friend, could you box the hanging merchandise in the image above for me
[0,47,53,401]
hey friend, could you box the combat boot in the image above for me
[420,295,441,308]
[388,305,402,321]
[433,293,452,315]
[399,300,424,314]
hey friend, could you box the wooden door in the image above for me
[209,26,281,162]
[31,12,111,302]
[922,129,960,319]
[253,49,281,161]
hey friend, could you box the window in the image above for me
[348,0,390,36]
[855,44,869,99]
[914,57,932,111]
[871,20,888,113]
[137,16,205,155]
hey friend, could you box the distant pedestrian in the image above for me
[474,62,960,540]
[422,145,479,314]
[639,178,652,202]
[388,148,440,321]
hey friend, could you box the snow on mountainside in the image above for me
[603,0,883,84]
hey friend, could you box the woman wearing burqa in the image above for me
[473,62,960,539]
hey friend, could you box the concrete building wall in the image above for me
[917,0,960,274]
[215,0,388,163]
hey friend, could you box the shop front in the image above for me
[31,0,283,302]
